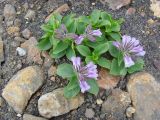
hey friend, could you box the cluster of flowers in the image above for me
[55,24,102,45]
[55,25,145,93]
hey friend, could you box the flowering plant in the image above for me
[38,10,145,98]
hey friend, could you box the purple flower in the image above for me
[113,35,146,68]
[85,25,102,42]
[71,56,98,93]
[54,24,68,39]
[74,35,84,45]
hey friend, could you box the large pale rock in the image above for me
[2,66,44,113]
[23,114,47,120]
[150,0,160,17]
[97,68,120,89]
[102,89,131,120]
[127,72,160,120]
[0,37,4,62]
[21,37,42,64]
[38,88,84,118]
[45,4,70,23]
[100,0,131,10]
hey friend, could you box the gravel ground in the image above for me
[0,0,160,120]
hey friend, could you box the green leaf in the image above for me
[99,20,111,27]
[90,9,101,24]
[66,47,76,60]
[128,59,144,73]
[118,52,123,66]
[87,79,99,95]
[49,49,65,59]
[63,14,75,27]
[101,11,112,21]
[109,42,119,58]
[110,59,127,76]
[78,16,90,24]
[68,20,77,33]
[97,57,111,69]
[37,37,52,50]
[76,45,91,56]
[109,32,121,41]
[111,22,120,32]
[64,77,80,98]
[40,24,53,33]
[94,43,109,55]
[85,56,93,64]
[76,22,85,34]
[53,41,68,54]
[57,63,75,78]
[85,39,107,49]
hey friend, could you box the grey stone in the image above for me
[24,9,35,21]
[22,28,31,39]
[85,108,95,118]
[0,37,4,62]
[102,88,131,120]
[3,4,16,20]
[127,72,160,120]
[23,114,47,120]
[2,66,44,113]
[38,88,84,118]
[16,47,26,56]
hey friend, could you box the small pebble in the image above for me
[17,114,22,117]
[16,47,26,56]
[126,107,136,118]
[96,99,103,105]
[24,9,35,21]
[85,108,95,118]
[126,8,136,15]
[92,3,96,5]
[22,28,31,39]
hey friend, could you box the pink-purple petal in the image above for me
[79,80,90,93]
[71,57,81,70]
[75,35,84,45]
[90,29,102,36]
[124,55,135,67]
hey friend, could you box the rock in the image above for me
[7,26,20,35]
[24,9,36,21]
[14,37,27,42]
[16,47,26,56]
[126,7,136,15]
[0,37,4,62]
[102,89,131,120]
[96,99,103,105]
[14,19,21,27]
[85,108,95,118]
[48,66,56,77]
[17,114,22,117]
[23,114,47,120]
[97,68,120,89]
[45,4,70,23]
[127,72,160,120]
[21,37,43,64]
[3,4,16,20]
[0,97,4,107]
[153,59,160,71]
[22,28,31,39]
[2,66,44,113]
[38,88,84,118]
[42,51,54,68]
[126,107,136,118]
[100,0,131,10]
[150,0,160,17]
